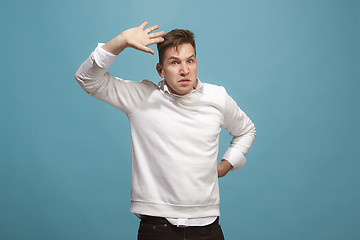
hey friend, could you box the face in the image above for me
[156,43,198,96]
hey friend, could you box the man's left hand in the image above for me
[217,160,233,178]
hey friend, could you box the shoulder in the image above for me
[113,77,157,90]
[140,79,157,88]
[201,83,238,114]
[111,78,158,99]
[200,83,229,111]
[202,82,227,97]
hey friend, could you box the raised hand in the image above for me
[123,21,165,55]
[102,21,165,55]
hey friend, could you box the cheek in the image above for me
[191,65,198,75]
[165,68,178,77]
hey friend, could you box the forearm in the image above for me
[75,21,163,86]
[74,43,117,94]
[222,122,256,170]
[228,123,256,155]
[102,34,128,55]
[222,89,256,170]
[74,22,163,113]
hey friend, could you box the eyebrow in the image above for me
[168,54,196,61]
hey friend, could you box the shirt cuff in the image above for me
[92,43,117,69]
[221,147,247,170]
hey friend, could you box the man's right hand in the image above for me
[102,21,165,55]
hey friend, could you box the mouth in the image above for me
[178,78,191,84]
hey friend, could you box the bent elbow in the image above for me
[74,70,96,96]
[252,124,257,138]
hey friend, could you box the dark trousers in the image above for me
[137,215,225,240]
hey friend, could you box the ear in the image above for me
[156,63,165,78]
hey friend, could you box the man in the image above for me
[75,21,256,240]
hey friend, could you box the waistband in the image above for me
[140,215,219,228]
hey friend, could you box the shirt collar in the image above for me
[157,78,204,96]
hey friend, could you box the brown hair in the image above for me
[157,29,196,64]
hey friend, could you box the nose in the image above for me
[180,63,189,76]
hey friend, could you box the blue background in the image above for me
[1,0,359,239]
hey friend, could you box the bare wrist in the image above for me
[102,34,128,55]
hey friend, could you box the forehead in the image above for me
[163,43,196,60]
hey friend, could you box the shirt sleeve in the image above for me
[93,43,117,68]
[221,90,256,170]
[74,43,153,115]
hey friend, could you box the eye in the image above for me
[171,61,178,65]
[188,59,195,63]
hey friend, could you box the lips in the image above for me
[179,78,191,84]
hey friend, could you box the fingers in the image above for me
[144,36,164,54]
[139,21,149,30]
[134,21,164,55]
[148,37,164,45]
[148,31,165,39]
[140,21,164,40]
[132,41,155,55]
[147,48,155,55]
[140,46,155,55]
[145,24,159,34]
[139,21,159,33]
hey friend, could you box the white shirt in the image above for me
[75,43,256,226]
